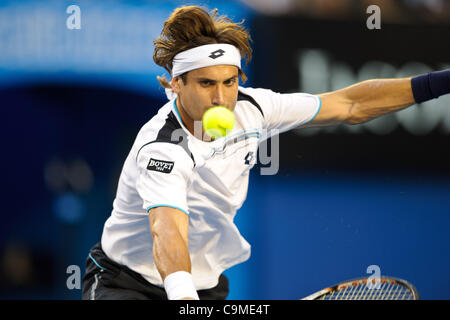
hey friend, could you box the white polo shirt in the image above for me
[101,86,321,290]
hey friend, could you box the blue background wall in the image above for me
[226,171,450,299]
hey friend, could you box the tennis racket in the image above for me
[302,276,419,300]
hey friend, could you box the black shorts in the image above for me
[81,242,229,300]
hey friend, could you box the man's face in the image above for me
[172,65,239,123]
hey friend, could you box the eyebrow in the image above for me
[195,75,238,83]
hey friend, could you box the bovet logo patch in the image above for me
[147,158,174,174]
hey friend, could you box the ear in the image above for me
[171,77,181,94]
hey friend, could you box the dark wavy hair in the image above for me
[153,6,252,88]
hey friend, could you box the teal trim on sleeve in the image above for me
[146,204,189,216]
[302,95,322,125]
[311,96,322,121]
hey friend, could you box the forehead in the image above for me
[187,65,239,80]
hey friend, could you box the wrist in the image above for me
[163,271,199,300]
[411,69,450,103]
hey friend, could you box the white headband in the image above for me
[165,44,241,100]
[172,43,241,78]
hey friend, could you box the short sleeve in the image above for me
[239,87,321,138]
[136,142,194,215]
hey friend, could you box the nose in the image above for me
[211,85,225,106]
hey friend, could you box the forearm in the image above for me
[149,207,198,300]
[151,223,198,300]
[344,78,415,124]
[152,227,191,280]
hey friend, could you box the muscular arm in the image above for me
[149,206,190,278]
[149,206,194,299]
[303,78,415,127]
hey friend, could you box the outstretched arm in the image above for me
[302,69,450,127]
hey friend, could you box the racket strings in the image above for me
[321,280,414,300]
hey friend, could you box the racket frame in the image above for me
[302,276,420,300]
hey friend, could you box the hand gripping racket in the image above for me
[302,276,419,300]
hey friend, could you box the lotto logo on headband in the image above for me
[209,49,225,59]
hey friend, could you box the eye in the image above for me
[224,78,237,86]
[200,80,213,86]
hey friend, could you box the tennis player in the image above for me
[82,6,450,300]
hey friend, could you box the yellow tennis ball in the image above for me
[202,106,235,139]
